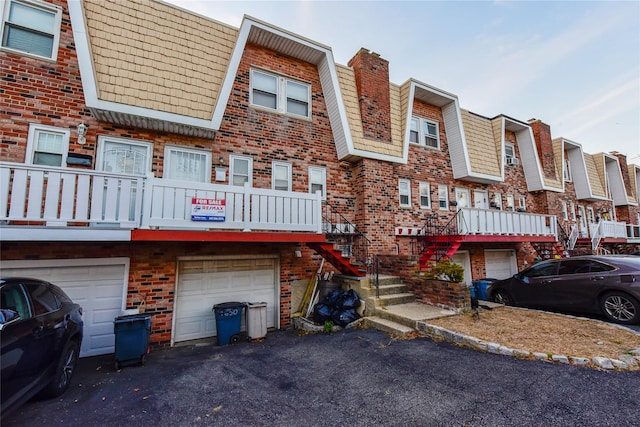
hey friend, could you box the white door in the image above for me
[474,190,488,209]
[484,250,517,280]
[455,187,470,209]
[174,256,278,343]
[451,252,471,286]
[0,258,128,357]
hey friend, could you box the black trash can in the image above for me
[213,302,245,345]
[113,313,152,370]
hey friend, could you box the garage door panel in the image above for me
[0,261,127,357]
[175,258,277,343]
[485,250,517,280]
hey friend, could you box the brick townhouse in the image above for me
[1,0,639,356]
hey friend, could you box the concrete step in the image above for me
[358,283,408,298]
[375,302,457,329]
[375,293,416,307]
[364,316,415,336]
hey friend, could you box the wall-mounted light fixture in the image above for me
[77,123,88,145]
[218,156,225,165]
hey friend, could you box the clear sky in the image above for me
[166,0,640,163]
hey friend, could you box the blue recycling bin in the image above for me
[472,279,496,301]
[113,313,151,369]
[213,302,245,345]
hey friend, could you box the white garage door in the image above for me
[0,258,128,357]
[485,250,517,280]
[174,256,278,343]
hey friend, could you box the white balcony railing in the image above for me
[0,162,322,234]
[0,162,143,228]
[457,207,557,237]
[589,220,628,250]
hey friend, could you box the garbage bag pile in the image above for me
[313,289,361,327]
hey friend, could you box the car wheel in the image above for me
[44,339,79,398]
[600,292,640,324]
[491,289,513,306]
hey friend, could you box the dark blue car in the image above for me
[1,277,84,416]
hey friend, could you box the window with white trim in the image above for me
[309,166,326,199]
[438,184,448,210]
[409,116,439,149]
[272,161,292,191]
[163,146,211,183]
[96,137,152,176]
[1,0,62,60]
[569,202,576,221]
[419,182,430,209]
[26,124,69,167]
[506,194,515,211]
[563,158,572,181]
[561,201,568,220]
[505,143,518,166]
[492,193,502,210]
[518,196,526,211]
[399,179,411,208]
[251,69,311,119]
[229,155,253,187]
[586,207,595,224]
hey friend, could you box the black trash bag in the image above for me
[322,289,344,308]
[339,289,361,309]
[331,308,360,328]
[313,303,333,323]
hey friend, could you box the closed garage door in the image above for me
[485,250,517,280]
[174,256,278,344]
[0,258,128,357]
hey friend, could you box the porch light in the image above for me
[77,123,88,145]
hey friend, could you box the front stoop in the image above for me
[343,275,457,336]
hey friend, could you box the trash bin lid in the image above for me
[246,302,267,308]
[212,301,245,310]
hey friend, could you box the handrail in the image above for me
[418,211,461,264]
[567,225,578,250]
[322,201,372,270]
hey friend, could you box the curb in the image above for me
[416,309,640,371]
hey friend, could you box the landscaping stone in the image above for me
[487,343,501,354]
[617,355,637,367]
[551,355,569,364]
[569,357,590,366]
[499,346,515,356]
[532,352,549,361]
[592,357,614,369]
[610,359,628,369]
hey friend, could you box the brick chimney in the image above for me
[347,48,391,142]
[528,119,558,181]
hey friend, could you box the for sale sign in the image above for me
[191,198,226,222]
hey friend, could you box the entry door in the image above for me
[474,190,488,209]
[577,205,588,237]
[455,187,470,210]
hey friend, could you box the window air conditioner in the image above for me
[506,157,519,166]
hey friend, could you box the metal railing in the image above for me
[321,201,372,270]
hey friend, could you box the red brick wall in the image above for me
[0,240,314,347]
[529,119,558,181]
[347,48,391,142]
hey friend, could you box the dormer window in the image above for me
[1,0,62,61]
[250,69,311,119]
[409,117,440,149]
[505,143,518,166]
[563,158,572,181]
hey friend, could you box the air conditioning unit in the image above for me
[506,157,519,166]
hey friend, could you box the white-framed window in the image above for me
[563,158,572,182]
[438,184,448,210]
[229,155,253,187]
[561,201,568,220]
[25,124,69,167]
[272,161,292,191]
[309,166,326,199]
[1,0,62,61]
[163,146,211,183]
[455,187,470,209]
[96,137,152,176]
[250,69,311,119]
[409,116,439,149]
[399,179,411,208]
[492,193,502,210]
[506,194,515,211]
[505,143,518,166]
[518,195,526,211]
[569,202,576,221]
[586,207,595,224]
[418,182,431,209]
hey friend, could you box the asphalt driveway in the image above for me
[4,328,638,426]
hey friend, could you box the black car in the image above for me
[1,277,84,416]
[486,255,640,325]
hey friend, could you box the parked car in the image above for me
[1,277,84,416]
[486,255,640,325]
